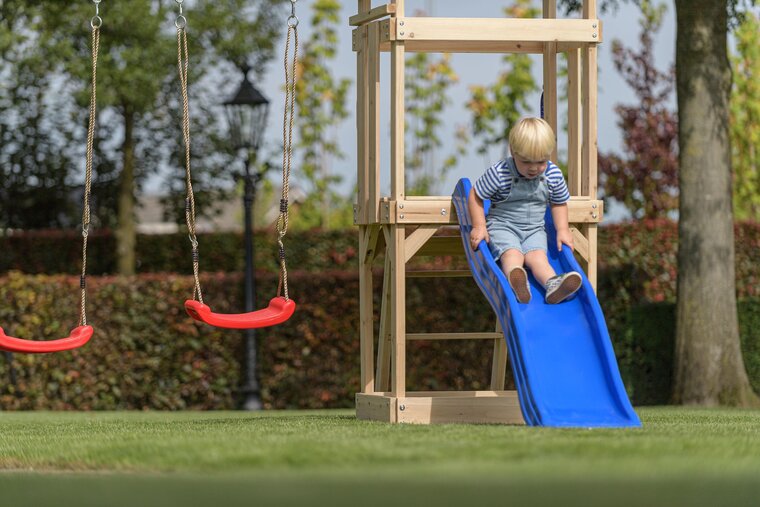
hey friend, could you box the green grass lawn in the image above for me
[2,407,760,506]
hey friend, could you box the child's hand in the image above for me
[470,226,489,250]
[556,228,574,252]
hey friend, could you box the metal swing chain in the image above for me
[80,0,102,327]
[175,0,204,304]
[277,0,298,301]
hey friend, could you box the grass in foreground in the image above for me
[2,407,760,506]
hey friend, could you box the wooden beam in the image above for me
[376,243,392,392]
[406,270,471,278]
[381,198,603,224]
[490,321,507,391]
[389,18,602,44]
[390,41,405,201]
[543,1,558,162]
[377,39,546,54]
[368,22,381,222]
[406,332,504,341]
[570,226,590,262]
[359,226,375,393]
[350,4,396,26]
[355,26,369,224]
[404,225,438,262]
[582,43,599,198]
[567,48,582,196]
[390,225,406,397]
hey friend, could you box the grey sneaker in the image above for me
[545,272,582,304]
[508,266,531,304]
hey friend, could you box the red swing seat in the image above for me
[185,297,296,329]
[0,326,94,354]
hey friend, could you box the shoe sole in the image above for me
[508,268,531,304]
[546,273,582,304]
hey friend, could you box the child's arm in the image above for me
[550,203,574,252]
[468,188,489,250]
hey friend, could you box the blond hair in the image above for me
[508,117,555,161]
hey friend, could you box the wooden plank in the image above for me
[391,18,601,43]
[406,332,504,341]
[586,224,598,291]
[355,27,369,224]
[582,43,598,198]
[567,48,582,196]
[364,224,381,263]
[375,40,585,54]
[404,225,438,262]
[383,198,602,224]
[359,226,375,393]
[490,320,507,391]
[376,231,392,392]
[396,198,455,224]
[350,4,396,26]
[396,391,524,425]
[543,1,558,163]
[391,41,405,200]
[390,225,406,397]
[356,393,396,422]
[406,270,471,278]
[570,226,590,262]
[543,41,558,162]
[392,0,403,17]
[368,22,381,222]
[583,0,598,18]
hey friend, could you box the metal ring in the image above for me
[287,15,299,27]
[91,15,102,28]
[175,15,187,29]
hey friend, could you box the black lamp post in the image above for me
[223,63,270,411]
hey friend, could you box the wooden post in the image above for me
[567,48,582,196]
[368,22,381,222]
[542,1,558,163]
[582,1,599,290]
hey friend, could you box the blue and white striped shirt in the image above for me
[474,157,570,205]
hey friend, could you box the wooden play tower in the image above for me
[352,0,603,424]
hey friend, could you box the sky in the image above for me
[230,1,677,219]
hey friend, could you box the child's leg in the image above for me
[499,248,524,278]
[500,249,531,303]
[524,250,556,286]
[525,249,582,304]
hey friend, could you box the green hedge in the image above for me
[2,269,759,410]
[0,271,503,410]
[2,219,760,409]
[3,221,760,289]
[0,229,359,275]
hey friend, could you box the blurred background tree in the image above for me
[292,0,351,230]
[730,11,760,221]
[598,0,679,220]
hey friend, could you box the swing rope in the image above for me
[0,0,99,352]
[175,0,204,305]
[80,0,102,327]
[277,0,298,301]
[177,0,296,329]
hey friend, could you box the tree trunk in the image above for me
[115,106,136,276]
[673,0,758,406]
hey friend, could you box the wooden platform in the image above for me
[356,391,524,425]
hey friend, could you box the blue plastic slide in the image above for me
[452,178,640,427]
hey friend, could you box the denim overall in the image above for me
[486,159,550,261]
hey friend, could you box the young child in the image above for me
[468,117,582,304]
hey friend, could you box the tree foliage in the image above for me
[292,0,351,230]
[730,11,760,221]
[598,0,678,219]
[466,1,539,159]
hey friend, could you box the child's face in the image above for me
[513,154,549,179]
